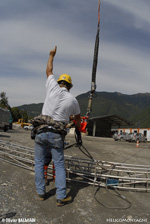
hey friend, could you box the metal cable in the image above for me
[93,186,132,210]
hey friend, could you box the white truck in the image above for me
[0,107,10,132]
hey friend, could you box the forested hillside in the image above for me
[16,92,150,128]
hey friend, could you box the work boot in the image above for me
[38,193,46,201]
[56,196,72,207]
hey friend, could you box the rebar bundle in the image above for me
[0,139,150,192]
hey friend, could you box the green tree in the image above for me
[20,109,28,122]
[0,92,10,109]
[11,107,21,122]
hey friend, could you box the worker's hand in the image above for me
[66,120,75,129]
[49,46,57,57]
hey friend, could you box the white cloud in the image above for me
[0,76,46,107]
[0,17,94,57]
[100,41,149,74]
[105,0,150,32]
[0,0,150,107]
[94,39,150,94]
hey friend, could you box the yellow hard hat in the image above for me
[57,74,73,87]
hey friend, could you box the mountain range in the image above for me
[16,92,150,128]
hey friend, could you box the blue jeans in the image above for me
[34,131,66,199]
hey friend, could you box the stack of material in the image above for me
[0,139,150,192]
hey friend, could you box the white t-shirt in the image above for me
[42,75,80,124]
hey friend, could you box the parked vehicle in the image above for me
[113,131,118,139]
[14,119,31,128]
[0,107,10,132]
[129,133,147,143]
[124,133,133,142]
[24,125,33,130]
[113,132,130,141]
[116,128,150,142]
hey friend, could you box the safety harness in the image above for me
[30,114,67,139]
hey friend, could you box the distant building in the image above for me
[87,115,131,137]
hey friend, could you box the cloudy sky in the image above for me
[0,0,150,107]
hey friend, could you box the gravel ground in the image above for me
[0,127,150,224]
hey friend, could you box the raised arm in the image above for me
[46,46,57,78]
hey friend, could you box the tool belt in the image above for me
[36,127,62,135]
[30,115,67,139]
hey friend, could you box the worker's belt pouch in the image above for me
[30,115,67,139]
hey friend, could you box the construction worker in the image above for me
[34,46,81,206]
